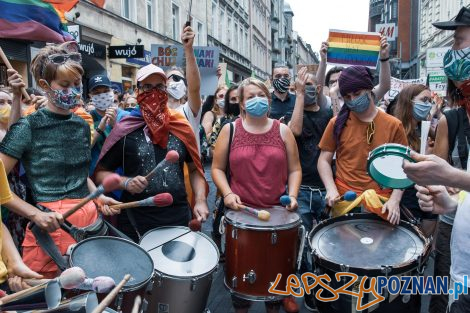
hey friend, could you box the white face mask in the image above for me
[217,99,225,109]
[167,80,187,100]
[91,91,114,111]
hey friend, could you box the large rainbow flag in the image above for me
[327,29,381,69]
[0,0,77,43]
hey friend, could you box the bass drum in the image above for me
[308,213,431,313]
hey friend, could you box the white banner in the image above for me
[385,77,427,101]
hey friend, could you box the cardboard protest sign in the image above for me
[150,44,184,69]
[296,64,319,75]
[194,46,220,96]
[327,29,381,69]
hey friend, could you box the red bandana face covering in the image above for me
[137,89,170,148]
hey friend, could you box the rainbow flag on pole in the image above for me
[327,29,381,69]
[0,0,76,43]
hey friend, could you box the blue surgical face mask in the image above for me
[345,92,370,113]
[412,101,433,121]
[245,96,269,117]
[47,83,82,110]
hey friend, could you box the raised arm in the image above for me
[289,67,307,137]
[372,36,391,100]
[7,69,25,128]
[182,25,202,117]
[316,42,329,108]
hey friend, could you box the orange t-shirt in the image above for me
[318,109,408,192]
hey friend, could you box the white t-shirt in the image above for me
[450,191,470,284]
[175,102,202,154]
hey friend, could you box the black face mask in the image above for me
[228,102,240,116]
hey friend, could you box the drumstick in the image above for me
[242,207,270,221]
[92,274,131,313]
[147,220,201,254]
[0,46,30,102]
[24,266,85,289]
[321,190,357,219]
[131,296,142,313]
[110,193,173,210]
[145,150,179,180]
[62,174,121,219]
[25,276,115,293]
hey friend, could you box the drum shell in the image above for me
[224,218,300,300]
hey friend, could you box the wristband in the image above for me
[123,178,132,190]
[95,128,106,137]
[380,57,390,62]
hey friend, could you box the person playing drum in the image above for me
[212,78,301,313]
[317,37,407,225]
[0,44,119,278]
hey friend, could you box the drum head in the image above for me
[70,237,154,291]
[368,144,415,189]
[140,227,219,278]
[310,215,424,272]
[225,206,300,229]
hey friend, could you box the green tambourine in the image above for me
[367,143,416,189]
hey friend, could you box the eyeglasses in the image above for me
[168,74,187,84]
[140,83,167,93]
[367,121,375,145]
[47,53,82,64]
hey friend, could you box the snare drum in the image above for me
[367,143,415,189]
[308,213,431,313]
[224,207,304,301]
[140,227,219,313]
[69,236,154,312]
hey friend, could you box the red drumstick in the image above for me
[145,150,179,180]
[110,193,173,210]
[63,174,122,219]
[188,219,202,232]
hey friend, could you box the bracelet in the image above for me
[223,192,234,199]
[123,178,132,190]
[380,57,390,62]
[95,128,106,137]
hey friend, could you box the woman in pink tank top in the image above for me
[212,77,301,312]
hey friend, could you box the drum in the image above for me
[69,236,154,312]
[308,213,431,313]
[224,206,304,301]
[367,143,415,189]
[140,227,219,313]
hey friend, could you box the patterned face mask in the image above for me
[91,91,114,111]
[443,46,470,82]
[47,83,82,110]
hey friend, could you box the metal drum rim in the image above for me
[308,213,430,276]
[224,207,301,230]
[139,226,220,278]
[69,236,154,291]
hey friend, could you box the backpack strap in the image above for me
[444,108,462,164]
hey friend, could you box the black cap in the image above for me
[88,74,111,92]
[433,7,470,30]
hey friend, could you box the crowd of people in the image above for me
[0,6,468,313]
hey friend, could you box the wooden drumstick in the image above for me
[131,296,142,313]
[242,207,270,221]
[62,174,121,219]
[0,46,30,102]
[91,274,131,313]
[110,193,173,210]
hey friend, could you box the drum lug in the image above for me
[191,277,198,291]
[271,232,277,245]
[340,264,349,273]
[155,272,163,287]
[381,265,392,277]
[232,228,238,239]
[115,293,124,311]
[232,276,237,288]
[242,270,257,284]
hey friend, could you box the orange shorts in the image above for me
[22,199,98,278]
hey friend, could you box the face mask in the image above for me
[0,105,11,124]
[345,92,370,113]
[273,77,290,94]
[443,46,470,82]
[412,101,432,121]
[91,91,114,111]
[217,99,225,109]
[167,80,187,100]
[245,96,269,117]
[47,83,82,110]
[228,102,240,116]
[304,85,317,105]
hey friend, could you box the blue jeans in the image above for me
[297,186,326,274]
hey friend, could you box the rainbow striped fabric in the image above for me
[327,29,381,69]
[0,0,75,43]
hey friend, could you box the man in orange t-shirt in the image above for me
[318,62,406,225]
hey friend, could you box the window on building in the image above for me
[122,0,135,20]
[219,6,225,43]
[234,22,239,51]
[172,3,180,41]
[227,15,232,46]
[391,1,398,19]
[245,31,248,56]
[239,26,243,53]
[146,0,154,30]
[212,2,218,38]
[197,22,204,46]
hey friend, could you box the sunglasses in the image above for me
[140,83,167,93]
[48,53,82,64]
[168,74,187,84]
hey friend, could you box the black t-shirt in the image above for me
[269,92,296,121]
[295,107,333,188]
[97,128,192,239]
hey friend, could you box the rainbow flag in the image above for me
[0,0,75,43]
[327,29,381,69]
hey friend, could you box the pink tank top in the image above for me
[229,118,288,208]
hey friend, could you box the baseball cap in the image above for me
[136,64,167,82]
[88,74,112,92]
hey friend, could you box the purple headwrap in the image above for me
[338,66,374,97]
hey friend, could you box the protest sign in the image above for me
[384,77,427,101]
[194,46,220,96]
[151,44,184,69]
